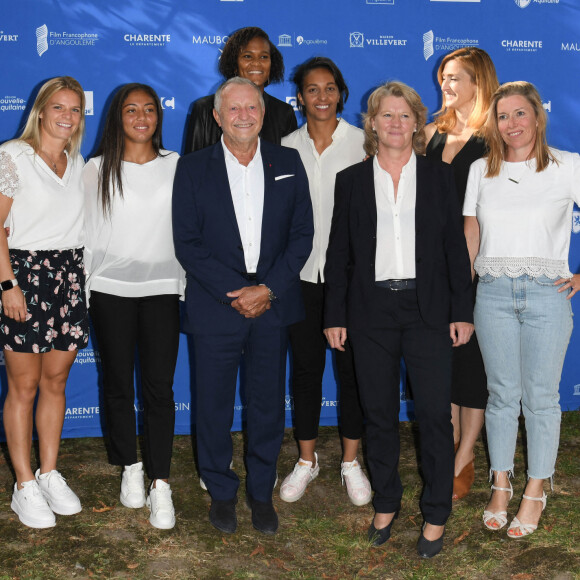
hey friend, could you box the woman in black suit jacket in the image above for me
[324,81,474,558]
[184,27,297,153]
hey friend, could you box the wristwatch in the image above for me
[0,279,18,291]
[260,284,276,302]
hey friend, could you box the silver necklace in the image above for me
[40,150,60,174]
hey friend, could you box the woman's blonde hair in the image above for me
[433,47,498,134]
[19,76,85,156]
[363,81,427,157]
[484,81,556,178]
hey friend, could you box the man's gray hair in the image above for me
[214,76,265,115]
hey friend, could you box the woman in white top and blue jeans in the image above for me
[83,83,185,530]
[464,81,579,538]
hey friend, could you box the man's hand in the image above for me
[323,327,347,351]
[227,285,271,318]
[449,322,474,347]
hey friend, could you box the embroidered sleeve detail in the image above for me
[474,256,572,280]
[0,151,19,198]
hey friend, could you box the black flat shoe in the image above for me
[209,498,237,534]
[416,524,445,558]
[246,494,278,535]
[367,511,399,547]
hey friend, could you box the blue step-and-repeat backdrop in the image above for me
[1,0,579,439]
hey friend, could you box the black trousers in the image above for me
[89,292,180,480]
[288,280,363,441]
[349,286,453,525]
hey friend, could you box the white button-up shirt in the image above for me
[222,137,265,274]
[374,152,417,280]
[282,119,365,283]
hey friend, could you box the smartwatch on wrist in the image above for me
[0,279,18,291]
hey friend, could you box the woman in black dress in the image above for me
[424,47,498,499]
[184,26,297,153]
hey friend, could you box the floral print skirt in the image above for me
[0,248,89,353]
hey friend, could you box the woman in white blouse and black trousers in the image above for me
[464,81,579,539]
[83,83,185,530]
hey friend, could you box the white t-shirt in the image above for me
[463,149,580,279]
[282,119,365,283]
[0,140,84,250]
[83,151,185,300]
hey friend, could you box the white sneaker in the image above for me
[280,453,320,502]
[120,462,146,508]
[341,458,372,506]
[36,469,82,515]
[146,480,175,530]
[11,480,56,528]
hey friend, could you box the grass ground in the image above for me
[0,412,578,580]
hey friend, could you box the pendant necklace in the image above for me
[41,150,60,174]
[505,162,527,184]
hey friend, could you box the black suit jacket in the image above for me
[184,92,298,154]
[324,155,473,331]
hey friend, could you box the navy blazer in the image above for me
[173,140,314,335]
[324,155,473,331]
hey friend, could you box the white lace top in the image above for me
[463,149,580,279]
[0,140,85,251]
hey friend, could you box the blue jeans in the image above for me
[474,274,573,480]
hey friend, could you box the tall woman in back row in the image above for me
[424,47,499,500]
[185,26,296,153]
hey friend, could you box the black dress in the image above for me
[426,130,488,409]
[184,92,297,154]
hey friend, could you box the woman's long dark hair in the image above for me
[94,83,164,216]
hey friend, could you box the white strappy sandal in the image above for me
[507,492,547,538]
[483,480,513,530]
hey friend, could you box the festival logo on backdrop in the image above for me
[124,33,171,47]
[160,97,175,110]
[423,30,479,60]
[36,24,99,56]
[366,0,394,5]
[286,96,299,112]
[277,33,327,47]
[562,42,580,52]
[573,210,580,234]
[514,0,560,7]
[349,32,364,48]
[65,405,99,421]
[0,96,26,113]
[423,30,434,60]
[349,31,407,48]
[501,39,543,52]
[84,91,94,117]
[192,34,229,46]
[0,29,19,43]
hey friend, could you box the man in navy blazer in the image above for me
[172,77,313,535]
